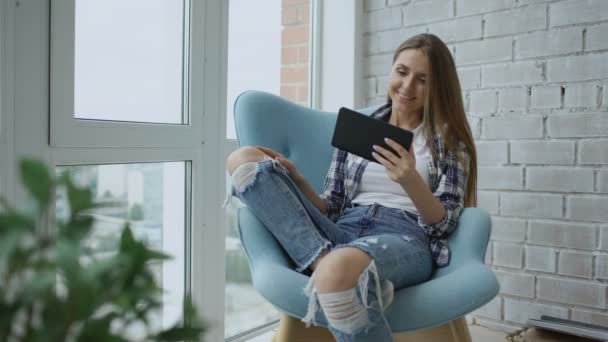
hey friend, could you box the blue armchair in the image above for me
[234,90,499,341]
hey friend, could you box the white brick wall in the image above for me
[504,298,568,325]
[525,245,556,273]
[564,83,600,108]
[362,0,608,330]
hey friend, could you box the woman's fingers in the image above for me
[383,138,408,157]
[372,144,400,165]
[371,151,394,169]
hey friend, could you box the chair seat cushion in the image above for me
[238,209,499,333]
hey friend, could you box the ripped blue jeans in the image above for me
[228,158,433,342]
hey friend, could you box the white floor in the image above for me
[246,323,507,342]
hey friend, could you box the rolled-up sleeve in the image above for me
[417,145,471,238]
[320,149,348,221]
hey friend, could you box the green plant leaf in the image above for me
[154,326,206,341]
[19,159,53,209]
[0,211,36,232]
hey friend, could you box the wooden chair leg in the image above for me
[272,313,471,342]
[394,317,472,342]
[272,313,335,342]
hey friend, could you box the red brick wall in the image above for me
[281,0,310,106]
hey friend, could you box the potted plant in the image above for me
[0,159,206,341]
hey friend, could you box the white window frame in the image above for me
[8,1,229,342]
[49,0,202,148]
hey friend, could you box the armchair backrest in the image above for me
[234,90,379,193]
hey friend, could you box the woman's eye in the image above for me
[419,78,426,83]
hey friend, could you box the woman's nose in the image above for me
[401,75,415,92]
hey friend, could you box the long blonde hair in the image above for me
[387,34,477,207]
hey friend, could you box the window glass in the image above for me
[74,0,187,124]
[56,162,186,333]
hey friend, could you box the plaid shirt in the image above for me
[320,103,471,267]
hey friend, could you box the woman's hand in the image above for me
[255,146,304,182]
[371,138,417,185]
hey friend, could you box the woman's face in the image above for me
[388,48,429,118]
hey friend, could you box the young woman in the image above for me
[226,33,477,342]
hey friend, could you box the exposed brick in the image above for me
[282,47,299,65]
[587,23,608,51]
[537,276,606,308]
[281,66,308,84]
[476,141,508,165]
[281,25,309,45]
[530,85,561,109]
[365,7,402,32]
[457,67,481,90]
[482,62,544,87]
[296,85,308,102]
[547,113,608,138]
[456,0,515,16]
[550,0,608,27]
[564,83,600,108]
[567,195,608,222]
[516,27,582,59]
[529,220,596,250]
[498,87,527,112]
[579,139,608,165]
[482,116,543,140]
[491,216,526,242]
[298,46,309,63]
[596,254,608,280]
[280,85,297,100]
[547,54,608,82]
[511,141,575,165]
[558,251,593,278]
[427,16,482,43]
[282,6,298,25]
[504,298,568,325]
[455,37,512,66]
[469,90,497,114]
[474,296,502,321]
[525,245,556,273]
[572,309,608,327]
[484,5,546,38]
[478,191,499,214]
[403,0,452,26]
[479,166,523,190]
[495,270,535,298]
[526,167,594,193]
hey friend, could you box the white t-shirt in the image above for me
[351,123,431,215]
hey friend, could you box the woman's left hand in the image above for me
[372,138,417,185]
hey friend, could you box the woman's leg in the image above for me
[306,205,434,342]
[226,147,355,272]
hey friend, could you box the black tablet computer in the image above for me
[331,107,414,163]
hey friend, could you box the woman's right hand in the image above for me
[255,146,304,182]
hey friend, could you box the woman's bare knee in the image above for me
[226,147,267,175]
[313,248,371,293]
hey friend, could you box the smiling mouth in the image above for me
[398,94,415,101]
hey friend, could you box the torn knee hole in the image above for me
[232,162,258,192]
